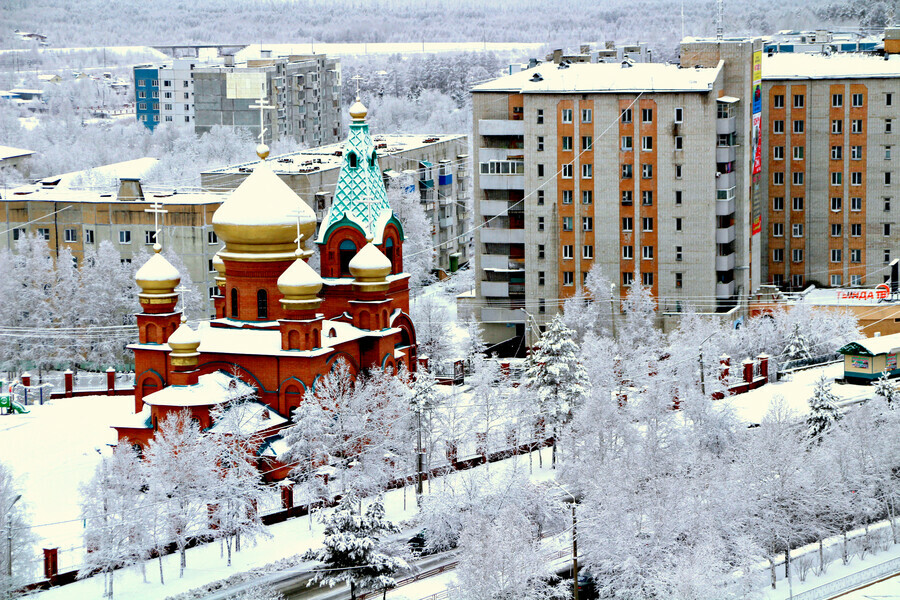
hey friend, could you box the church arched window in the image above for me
[257,289,268,320]
[348,152,358,169]
[231,288,239,318]
[339,240,356,277]
[385,237,395,273]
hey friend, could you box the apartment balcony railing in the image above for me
[478,119,526,137]
[716,252,736,271]
[716,225,735,244]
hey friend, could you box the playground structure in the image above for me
[0,380,29,414]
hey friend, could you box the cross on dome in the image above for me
[144,201,168,250]
[175,284,190,315]
[251,92,276,160]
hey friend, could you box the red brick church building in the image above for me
[114,98,417,461]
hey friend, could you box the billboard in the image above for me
[751,50,762,175]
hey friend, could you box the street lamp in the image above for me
[549,480,579,600]
[6,494,21,584]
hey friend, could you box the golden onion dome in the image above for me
[135,243,181,295]
[212,251,225,275]
[212,161,317,261]
[278,252,324,300]
[349,99,368,121]
[167,315,201,355]
[349,242,392,282]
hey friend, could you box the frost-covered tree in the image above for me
[79,445,147,599]
[411,293,453,371]
[386,179,434,292]
[561,265,614,342]
[807,375,841,440]
[0,461,35,597]
[875,369,897,409]
[303,496,407,600]
[784,322,813,362]
[283,395,333,497]
[523,314,588,466]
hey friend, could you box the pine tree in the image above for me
[875,369,897,409]
[784,322,813,362]
[303,496,408,600]
[807,375,841,440]
[523,314,589,466]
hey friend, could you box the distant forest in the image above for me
[3,0,892,58]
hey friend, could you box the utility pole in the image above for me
[7,494,21,586]
[699,348,706,396]
[416,406,424,503]
[609,284,617,339]
[572,502,579,600]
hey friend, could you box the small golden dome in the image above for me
[349,99,368,120]
[134,246,181,295]
[278,253,324,300]
[349,242,391,281]
[256,143,270,160]
[212,251,226,275]
[168,315,201,355]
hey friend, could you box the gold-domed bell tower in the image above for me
[134,243,184,345]
[348,239,393,331]
[277,249,325,351]
[212,250,226,318]
[167,315,201,386]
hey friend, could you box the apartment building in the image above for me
[471,38,762,347]
[200,134,471,272]
[134,54,342,145]
[763,30,882,55]
[761,53,900,290]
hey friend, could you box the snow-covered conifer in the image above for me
[875,369,897,409]
[807,375,841,440]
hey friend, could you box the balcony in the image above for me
[481,307,526,323]
[479,119,526,137]
[439,217,453,229]
[479,175,525,190]
[716,280,736,299]
[482,254,518,270]
[481,199,512,216]
[716,252,736,271]
[716,225,735,244]
[716,145,736,163]
[716,171,736,190]
[481,228,525,244]
[716,116,736,135]
[716,197,735,216]
[481,281,509,297]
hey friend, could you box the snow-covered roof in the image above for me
[134,251,180,284]
[0,145,34,160]
[37,157,159,191]
[763,53,900,80]
[472,61,722,94]
[349,242,392,275]
[794,285,893,306]
[212,161,315,229]
[257,434,290,458]
[838,333,900,357]
[113,405,152,430]
[2,185,227,205]
[142,371,255,407]
[207,400,288,436]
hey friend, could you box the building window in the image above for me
[774,94,785,108]
[622,164,633,179]
[642,190,653,206]
[792,172,804,186]
[831,172,842,186]
[538,217,545,232]
[793,120,804,134]
[561,109,573,123]
[563,245,573,259]
[208,259,215,273]
[774,172,784,185]
[773,223,784,237]
[831,224,842,237]
[582,190,592,204]
[583,245,593,259]
[621,108,632,123]
[851,119,863,133]
[851,146,862,159]
[208,231,218,244]
[537,164,545,177]
[674,107,683,123]
[831,197,842,211]
[831,146,842,160]
[887,249,893,264]
[851,172,862,185]
[641,136,653,151]
[582,136,592,151]
[85,229,94,244]
[831,275,841,287]
[851,197,862,211]
[536,109,544,124]
[792,223,804,237]
[832,93,843,107]
[562,136,573,151]
[165,92,172,99]
[581,164,592,179]
[144,230,156,244]
[563,271,574,286]
[832,120,843,134]
[887,119,894,134]
[773,146,784,160]
[642,272,653,286]
[851,250,862,263]
[885,223,892,236]
[852,93,864,107]
[538,271,545,285]
[790,275,804,288]
[885,198,892,212]
[675,246,683,261]
[137,79,145,86]
[792,248,804,263]
[642,245,653,260]
[119,230,131,244]
[642,217,653,232]
[561,164,572,178]
[641,108,653,123]
[773,248,784,262]
[851,223,862,237]
[64,228,76,243]
[183,80,189,88]
[231,288,239,318]
[831,249,842,263]
[886,146,892,160]
[562,217,573,231]
[623,245,633,259]
[622,190,633,205]
[793,94,805,109]
[887,93,893,107]
[138,102,147,110]
[209,287,217,299]
[792,197,804,211]
[642,164,652,179]
[773,274,784,286]
[623,272,634,285]
[773,196,784,211]
[562,190,573,204]
[583,217,593,231]
[886,172,893,186]
[675,165,683,179]
[675,190,682,205]
[582,109,592,123]
[138,91,146,99]
[537,190,545,205]
[537,136,544,151]
[621,136,633,151]
[164,103,172,111]
[539,299,546,313]
[675,136,683,150]
[793,146,804,160]
[622,217,633,232]
[538,244,545,259]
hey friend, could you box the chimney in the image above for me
[117,178,144,201]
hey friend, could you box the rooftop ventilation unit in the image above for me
[530,72,543,82]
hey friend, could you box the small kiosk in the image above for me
[838,332,900,383]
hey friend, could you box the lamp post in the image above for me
[6,494,21,585]
[549,480,579,600]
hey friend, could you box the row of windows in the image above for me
[543,107,676,126]
[532,162,683,180]
[559,245,596,260]
[772,118,892,134]
[561,217,594,231]
[772,222,894,237]
[230,288,269,320]
[538,189,683,207]
[771,247,873,264]
[773,92,886,109]
[772,196,894,212]
[771,171,893,186]
[771,274,870,287]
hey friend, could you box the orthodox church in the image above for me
[113,99,417,465]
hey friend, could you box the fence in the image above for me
[791,555,900,600]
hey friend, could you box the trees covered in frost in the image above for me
[0,461,35,597]
[386,180,434,292]
[303,496,407,600]
[875,370,897,409]
[807,375,841,440]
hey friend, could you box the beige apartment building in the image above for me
[471,38,762,347]
[760,53,900,290]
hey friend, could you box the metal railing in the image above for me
[791,555,900,600]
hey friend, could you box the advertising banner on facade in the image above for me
[751,50,762,175]
[852,358,870,369]
[752,214,762,235]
